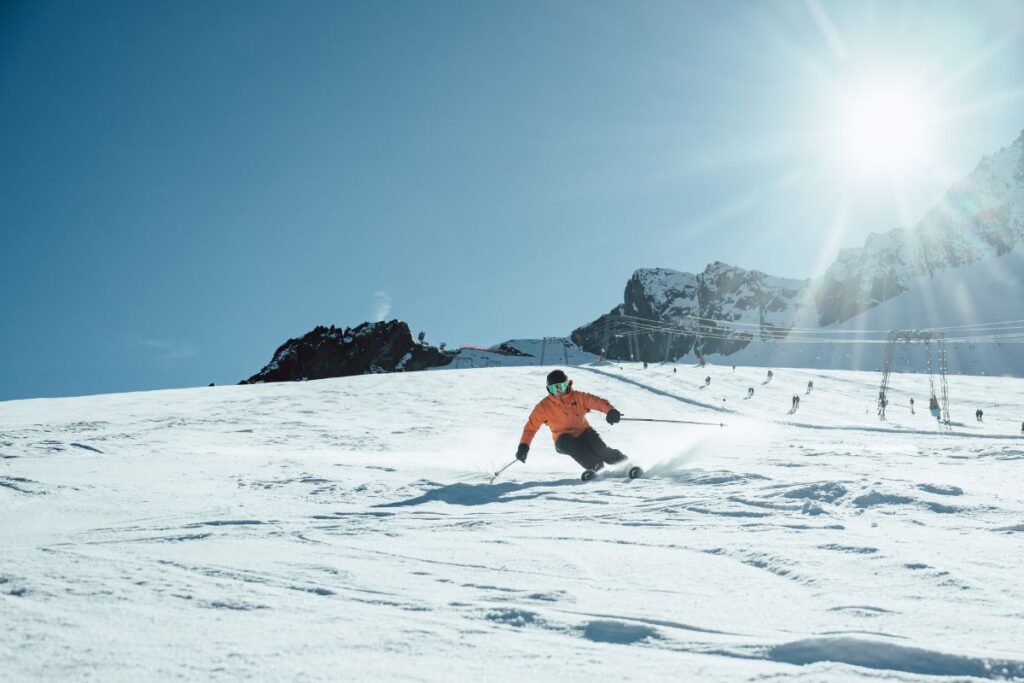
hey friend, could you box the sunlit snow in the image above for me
[2,363,1023,680]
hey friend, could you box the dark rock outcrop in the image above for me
[244,320,455,384]
[493,342,532,357]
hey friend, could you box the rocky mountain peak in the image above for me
[572,261,810,362]
[243,320,454,384]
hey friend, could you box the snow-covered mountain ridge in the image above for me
[573,128,1024,363]
[816,128,1024,325]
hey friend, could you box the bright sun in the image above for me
[837,83,934,175]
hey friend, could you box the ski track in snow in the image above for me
[2,363,1024,681]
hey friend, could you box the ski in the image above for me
[581,465,643,481]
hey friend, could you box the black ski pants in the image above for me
[554,428,626,471]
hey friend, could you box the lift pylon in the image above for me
[878,330,950,425]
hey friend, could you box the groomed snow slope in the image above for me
[2,363,1024,681]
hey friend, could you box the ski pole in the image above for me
[489,459,518,484]
[621,417,726,427]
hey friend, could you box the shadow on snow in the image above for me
[376,478,581,508]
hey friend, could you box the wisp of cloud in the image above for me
[372,290,392,321]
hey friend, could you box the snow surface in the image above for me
[2,363,1024,681]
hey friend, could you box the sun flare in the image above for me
[837,83,935,175]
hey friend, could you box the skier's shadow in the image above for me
[376,478,580,508]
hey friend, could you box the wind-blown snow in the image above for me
[2,363,1023,681]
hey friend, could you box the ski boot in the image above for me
[581,461,604,481]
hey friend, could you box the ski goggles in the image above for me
[547,380,570,396]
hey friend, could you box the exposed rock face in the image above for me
[571,263,809,362]
[492,342,532,357]
[244,321,454,384]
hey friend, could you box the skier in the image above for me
[643,361,648,369]
[1020,421,1023,435]
[878,391,888,419]
[766,369,773,383]
[806,380,813,394]
[910,397,915,414]
[976,408,984,422]
[516,370,626,475]
[790,394,800,413]
[705,376,711,387]
[747,386,754,399]
[929,396,941,421]
[673,367,677,374]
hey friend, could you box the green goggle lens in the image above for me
[547,381,569,395]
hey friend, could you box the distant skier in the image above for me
[732,365,736,373]
[673,367,677,374]
[878,391,888,420]
[790,394,800,413]
[910,397,915,414]
[766,369,773,383]
[806,380,813,394]
[516,370,626,474]
[705,376,711,387]
[747,386,754,399]
[929,396,941,421]
[976,408,984,422]
[643,361,648,369]
[1020,421,1023,435]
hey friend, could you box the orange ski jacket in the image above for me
[519,384,615,445]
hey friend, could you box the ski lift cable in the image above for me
[607,322,1024,347]
[612,312,1024,337]
[608,315,1013,342]
[608,314,1024,344]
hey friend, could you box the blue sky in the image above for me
[2,0,1023,400]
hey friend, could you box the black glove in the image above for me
[606,408,621,425]
[516,443,529,462]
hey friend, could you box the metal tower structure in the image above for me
[878,330,951,425]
